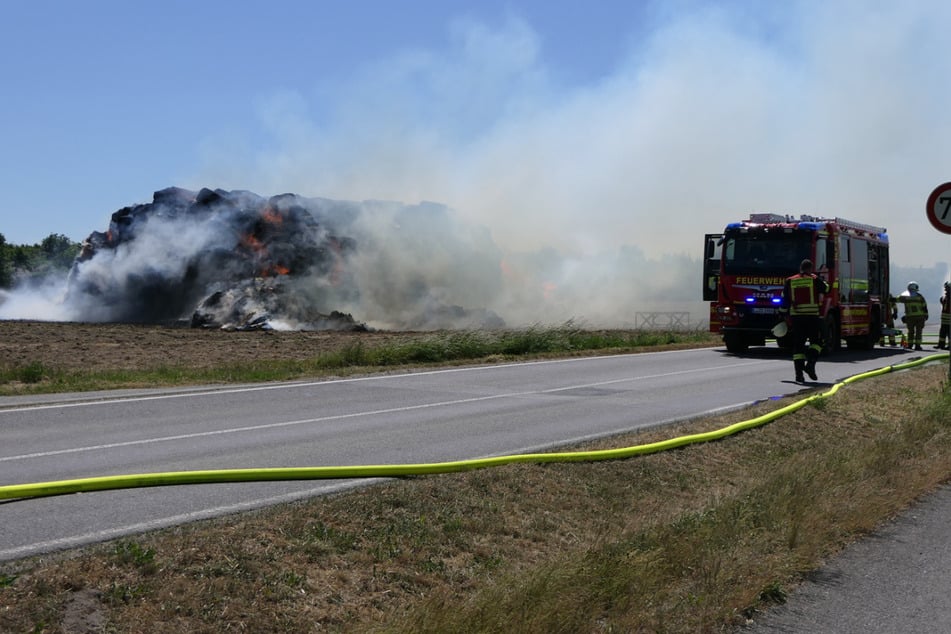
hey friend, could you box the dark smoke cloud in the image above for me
[0,187,512,330]
[0,186,706,330]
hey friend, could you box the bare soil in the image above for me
[0,320,419,373]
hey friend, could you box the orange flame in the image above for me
[261,206,283,225]
[241,233,266,254]
[239,233,290,276]
[263,264,291,277]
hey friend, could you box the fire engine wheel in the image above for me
[724,332,749,354]
[823,313,841,354]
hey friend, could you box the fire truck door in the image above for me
[703,234,723,302]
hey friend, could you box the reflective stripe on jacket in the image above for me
[900,292,928,319]
[784,274,824,316]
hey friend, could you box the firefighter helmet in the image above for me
[908,281,919,292]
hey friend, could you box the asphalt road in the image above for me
[742,482,951,633]
[0,343,931,562]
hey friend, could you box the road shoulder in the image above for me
[743,482,951,633]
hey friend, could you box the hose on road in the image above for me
[1,353,946,501]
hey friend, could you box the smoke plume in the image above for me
[53,187,514,330]
[4,4,947,329]
[194,3,951,286]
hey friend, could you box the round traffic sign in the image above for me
[926,181,951,234]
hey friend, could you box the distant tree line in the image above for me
[0,232,82,289]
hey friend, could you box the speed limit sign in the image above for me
[926,182,951,234]
[927,182,951,378]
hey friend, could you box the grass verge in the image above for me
[0,356,949,632]
[0,325,717,395]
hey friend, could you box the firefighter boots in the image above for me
[794,359,805,383]
[804,361,817,381]
[804,350,818,381]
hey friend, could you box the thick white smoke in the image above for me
[0,278,73,321]
[0,189,517,330]
[189,2,951,327]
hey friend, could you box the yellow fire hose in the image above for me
[1,353,947,501]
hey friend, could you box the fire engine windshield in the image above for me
[722,231,812,276]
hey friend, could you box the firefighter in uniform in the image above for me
[897,281,928,351]
[936,281,950,350]
[780,259,829,382]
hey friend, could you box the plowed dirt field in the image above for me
[0,320,412,373]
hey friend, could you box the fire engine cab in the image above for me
[703,213,890,354]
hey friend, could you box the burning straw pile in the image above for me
[65,187,504,331]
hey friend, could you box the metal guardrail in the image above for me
[634,312,691,329]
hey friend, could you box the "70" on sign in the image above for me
[927,183,951,234]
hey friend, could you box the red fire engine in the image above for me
[703,213,890,354]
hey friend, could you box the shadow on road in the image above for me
[723,344,940,394]
[778,379,836,389]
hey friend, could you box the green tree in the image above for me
[0,232,10,288]
[0,234,81,286]
[40,233,81,269]
[12,245,31,269]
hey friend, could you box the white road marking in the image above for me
[0,348,729,413]
[1,359,768,462]
[0,480,371,561]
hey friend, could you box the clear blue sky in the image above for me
[3,0,951,270]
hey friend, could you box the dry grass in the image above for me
[1,359,949,633]
[0,321,718,394]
